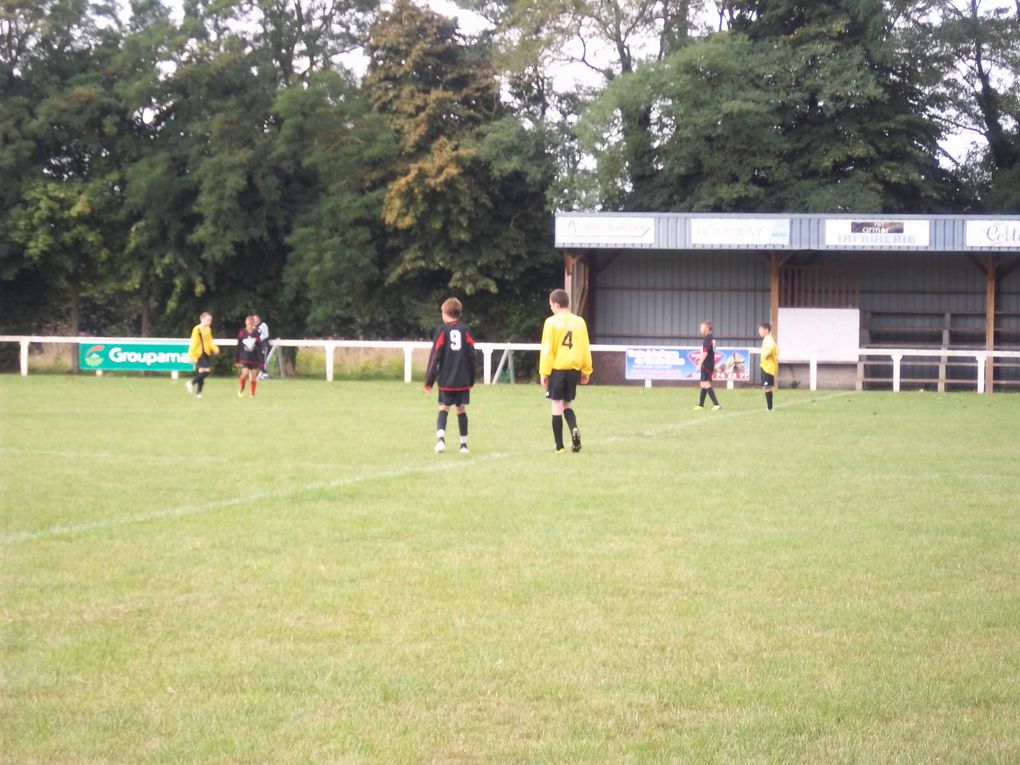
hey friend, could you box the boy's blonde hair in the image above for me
[441,297,463,319]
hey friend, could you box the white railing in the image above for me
[2,335,1019,392]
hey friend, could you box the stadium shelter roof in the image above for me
[554,211,1020,252]
[553,212,1020,390]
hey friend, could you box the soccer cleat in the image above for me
[435,440,446,453]
[238,389,245,398]
[196,393,202,399]
[186,381,194,394]
[571,427,582,453]
[249,392,255,398]
[459,445,469,454]
[555,447,566,454]
[692,405,704,411]
[712,405,721,411]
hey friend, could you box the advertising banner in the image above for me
[555,215,656,247]
[825,219,930,247]
[626,347,752,382]
[965,220,1020,248]
[690,217,790,247]
[79,342,193,372]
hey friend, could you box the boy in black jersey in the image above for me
[693,320,721,411]
[236,314,261,398]
[424,297,476,454]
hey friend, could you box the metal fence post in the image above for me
[325,343,335,382]
[976,354,986,394]
[892,354,902,392]
[19,339,29,376]
[403,345,413,383]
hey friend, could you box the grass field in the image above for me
[2,375,1019,764]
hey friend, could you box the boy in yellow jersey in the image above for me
[185,312,220,398]
[758,321,778,411]
[539,289,593,453]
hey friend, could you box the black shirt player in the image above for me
[424,297,476,454]
[694,319,721,411]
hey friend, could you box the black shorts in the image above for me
[761,371,775,388]
[195,354,212,370]
[438,389,470,407]
[547,369,581,402]
[700,367,715,383]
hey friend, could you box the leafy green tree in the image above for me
[364,0,557,320]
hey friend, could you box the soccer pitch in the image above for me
[1,376,1018,763]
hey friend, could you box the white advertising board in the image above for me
[690,217,790,247]
[966,220,1020,248]
[555,216,656,247]
[777,308,860,363]
[825,219,930,248]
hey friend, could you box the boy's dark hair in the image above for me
[441,297,463,319]
[549,289,570,308]
[760,322,772,332]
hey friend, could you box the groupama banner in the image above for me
[79,343,193,372]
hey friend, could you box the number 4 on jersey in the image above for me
[561,331,573,349]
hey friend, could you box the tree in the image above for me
[364,0,557,313]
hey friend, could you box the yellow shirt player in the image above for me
[540,289,593,453]
[758,321,778,412]
[185,311,220,398]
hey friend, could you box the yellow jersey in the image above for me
[188,324,219,361]
[540,311,593,377]
[760,334,778,376]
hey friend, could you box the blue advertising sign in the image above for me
[626,347,753,382]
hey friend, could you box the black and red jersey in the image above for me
[236,328,261,366]
[701,333,716,371]
[425,321,476,391]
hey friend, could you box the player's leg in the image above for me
[238,367,246,397]
[549,399,566,452]
[561,372,581,452]
[695,379,708,409]
[762,372,774,411]
[435,402,450,453]
[706,383,720,409]
[249,367,257,397]
[456,404,469,453]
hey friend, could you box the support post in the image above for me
[483,348,493,385]
[325,343,335,382]
[19,339,29,376]
[983,258,998,392]
[403,345,413,383]
[892,354,902,392]
[809,359,818,391]
[767,254,792,340]
[976,354,986,394]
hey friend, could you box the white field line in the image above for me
[1,392,850,544]
[0,453,512,544]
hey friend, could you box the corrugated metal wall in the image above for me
[593,251,770,346]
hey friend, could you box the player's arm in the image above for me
[209,329,220,355]
[579,320,593,383]
[466,330,476,388]
[424,329,444,391]
[539,319,555,385]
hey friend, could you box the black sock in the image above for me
[699,389,707,406]
[765,391,773,410]
[457,412,468,441]
[708,388,719,406]
[552,415,564,450]
[436,410,449,439]
[563,408,577,432]
[195,372,207,393]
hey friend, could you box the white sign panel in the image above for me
[778,308,860,363]
[966,220,1020,248]
[555,216,656,247]
[690,217,790,247]
[825,219,930,247]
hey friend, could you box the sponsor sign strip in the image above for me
[625,347,753,382]
[80,343,193,372]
